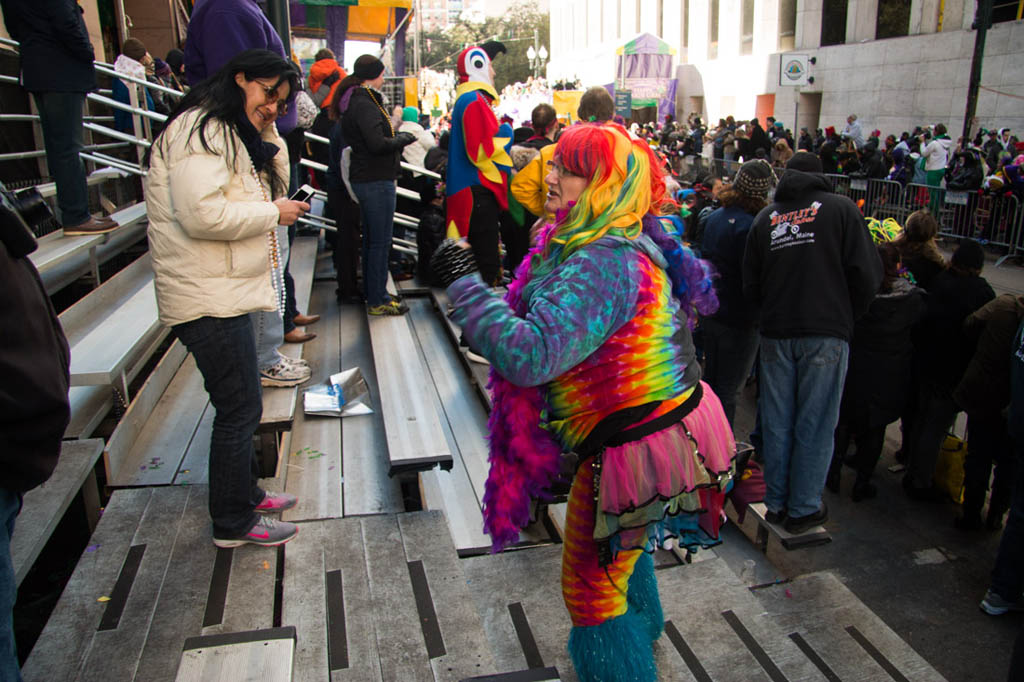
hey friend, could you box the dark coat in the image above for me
[955,294,1024,415]
[1,0,95,93]
[702,205,759,328]
[841,280,926,428]
[341,87,407,183]
[0,232,71,492]
[912,269,995,392]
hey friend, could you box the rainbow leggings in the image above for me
[562,459,661,682]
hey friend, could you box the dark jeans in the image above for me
[991,442,1024,605]
[468,185,502,286]
[1,488,22,682]
[351,180,396,306]
[327,182,361,300]
[702,318,759,427]
[33,91,90,226]
[964,411,1015,519]
[174,315,264,537]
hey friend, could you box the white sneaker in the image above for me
[260,360,311,387]
[276,353,309,369]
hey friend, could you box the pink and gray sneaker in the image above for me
[254,491,298,514]
[212,516,298,548]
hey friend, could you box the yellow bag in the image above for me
[934,435,966,504]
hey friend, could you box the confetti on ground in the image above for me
[85,544,100,553]
[261,560,270,570]
[785,589,793,598]
[139,466,146,471]
[97,596,110,603]
[181,469,190,475]
[328,465,335,470]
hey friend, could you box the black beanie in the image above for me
[786,151,824,173]
[952,239,985,272]
[354,54,385,80]
[732,160,774,198]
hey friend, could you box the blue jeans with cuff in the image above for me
[352,180,396,307]
[1,487,23,682]
[759,335,849,518]
[33,92,90,227]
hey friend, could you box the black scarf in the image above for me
[235,112,280,173]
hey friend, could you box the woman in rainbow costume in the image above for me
[431,121,735,681]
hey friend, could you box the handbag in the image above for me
[934,434,966,504]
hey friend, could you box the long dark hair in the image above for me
[148,49,299,196]
[327,73,365,121]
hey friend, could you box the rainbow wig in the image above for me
[538,122,717,324]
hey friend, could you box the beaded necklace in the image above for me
[363,86,395,137]
[248,165,287,316]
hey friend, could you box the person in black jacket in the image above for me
[903,240,995,499]
[1,0,118,236]
[743,151,882,534]
[827,243,925,501]
[325,85,362,304]
[0,192,71,681]
[337,55,416,316]
[701,160,772,426]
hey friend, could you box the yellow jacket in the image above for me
[510,143,555,221]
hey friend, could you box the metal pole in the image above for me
[414,0,421,74]
[963,0,993,141]
[266,0,292,60]
[533,28,539,78]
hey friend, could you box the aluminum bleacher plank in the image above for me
[65,386,114,440]
[366,309,452,475]
[360,514,434,682]
[104,341,188,485]
[11,438,104,586]
[28,232,103,277]
[755,572,947,681]
[77,486,193,682]
[21,488,154,682]
[174,629,295,682]
[280,520,331,682]
[336,298,404,516]
[397,511,499,681]
[110,352,208,487]
[283,284,343,522]
[173,402,213,486]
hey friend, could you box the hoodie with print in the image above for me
[742,169,882,341]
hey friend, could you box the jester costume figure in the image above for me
[444,123,736,681]
[446,41,513,285]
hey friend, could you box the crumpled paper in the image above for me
[303,367,373,417]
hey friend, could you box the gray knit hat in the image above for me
[732,160,774,198]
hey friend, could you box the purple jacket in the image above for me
[183,0,296,134]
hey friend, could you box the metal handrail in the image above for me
[84,121,152,148]
[303,130,442,180]
[88,92,169,122]
[0,142,127,162]
[79,152,146,176]
[0,113,114,123]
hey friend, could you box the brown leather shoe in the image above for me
[63,216,120,236]
[284,329,316,343]
[293,313,320,326]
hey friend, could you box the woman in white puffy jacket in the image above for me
[144,49,308,549]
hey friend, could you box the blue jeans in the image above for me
[1,488,23,682]
[702,318,759,427]
[250,226,288,370]
[352,180,396,306]
[759,336,850,518]
[33,92,90,227]
[990,442,1024,603]
[174,316,264,538]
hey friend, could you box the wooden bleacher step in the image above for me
[22,486,281,682]
[11,438,104,587]
[744,502,832,552]
[754,571,947,681]
[282,511,498,682]
[366,290,452,476]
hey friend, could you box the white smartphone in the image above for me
[290,184,315,203]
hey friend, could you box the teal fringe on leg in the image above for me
[568,609,657,682]
[627,552,664,641]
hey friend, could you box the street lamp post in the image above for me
[526,28,548,79]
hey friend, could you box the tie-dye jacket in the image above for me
[448,234,699,450]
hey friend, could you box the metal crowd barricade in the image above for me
[863,179,908,222]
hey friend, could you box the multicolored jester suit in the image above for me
[445,42,513,284]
